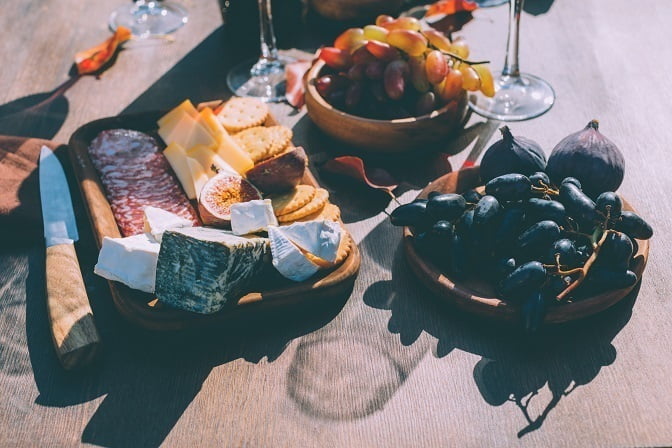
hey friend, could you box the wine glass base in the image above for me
[469,73,555,121]
[109,2,188,37]
[227,57,293,103]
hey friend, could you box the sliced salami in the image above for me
[88,129,200,236]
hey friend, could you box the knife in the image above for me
[39,146,100,370]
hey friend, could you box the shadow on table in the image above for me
[359,216,637,438]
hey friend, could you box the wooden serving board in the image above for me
[68,110,360,331]
[403,167,650,325]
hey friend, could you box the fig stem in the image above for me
[587,119,600,130]
[556,229,615,301]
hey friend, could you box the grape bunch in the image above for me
[390,172,653,332]
[315,15,494,120]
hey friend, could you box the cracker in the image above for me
[292,203,341,223]
[277,188,329,222]
[232,126,274,162]
[259,126,293,161]
[269,185,316,216]
[217,97,269,133]
[303,228,352,268]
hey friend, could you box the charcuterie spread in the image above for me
[86,97,354,316]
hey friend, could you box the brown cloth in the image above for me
[0,135,61,236]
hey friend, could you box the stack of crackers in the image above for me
[214,97,352,268]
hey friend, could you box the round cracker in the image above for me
[292,203,341,223]
[233,126,274,162]
[277,188,329,222]
[269,185,316,216]
[259,126,293,161]
[218,97,269,133]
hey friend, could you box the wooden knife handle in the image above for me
[46,243,101,370]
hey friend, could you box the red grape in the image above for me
[408,56,430,93]
[334,28,366,52]
[365,60,386,80]
[425,50,448,84]
[422,29,452,52]
[345,82,363,109]
[346,64,365,81]
[387,29,427,57]
[415,91,437,116]
[365,40,399,61]
[319,47,352,70]
[381,17,421,31]
[384,60,409,100]
[351,46,376,65]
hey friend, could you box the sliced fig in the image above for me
[198,174,262,227]
[246,146,308,194]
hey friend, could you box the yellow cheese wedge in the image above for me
[163,142,197,199]
[159,113,217,150]
[215,133,254,174]
[187,157,209,199]
[198,108,227,145]
[157,99,198,129]
[186,144,238,177]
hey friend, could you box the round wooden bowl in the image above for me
[304,60,469,154]
[403,167,650,325]
[309,0,404,21]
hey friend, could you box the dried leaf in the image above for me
[322,156,398,193]
[75,26,132,75]
[425,0,478,17]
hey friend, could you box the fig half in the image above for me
[198,174,262,227]
[246,146,308,194]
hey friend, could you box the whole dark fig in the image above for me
[546,120,625,198]
[480,126,547,183]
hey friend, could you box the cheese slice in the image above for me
[159,113,217,150]
[198,107,228,145]
[164,142,197,199]
[143,206,193,242]
[157,99,199,129]
[187,157,209,199]
[215,133,254,175]
[186,144,239,177]
[155,227,271,314]
[230,199,278,235]
[280,220,342,263]
[94,233,160,293]
[268,226,320,282]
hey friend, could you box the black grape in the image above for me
[596,232,633,270]
[526,198,567,225]
[530,171,551,188]
[473,195,501,229]
[561,177,582,189]
[595,192,622,220]
[494,206,526,249]
[390,202,432,231]
[614,211,653,240]
[462,189,483,204]
[518,220,561,253]
[485,174,532,202]
[559,182,598,225]
[500,261,547,302]
[427,193,467,221]
[521,291,546,333]
[546,238,581,267]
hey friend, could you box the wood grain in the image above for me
[45,243,100,369]
[304,60,469,153]
[2,0,672,447]
[403,167,649,324]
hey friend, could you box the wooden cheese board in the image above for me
[68,110,360,331]
[403,167,649,324]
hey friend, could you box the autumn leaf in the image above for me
[322,156,399,194]
[75,26,132,75]
[425,0,478,17]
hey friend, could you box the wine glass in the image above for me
[226,0,292,103]
[469,0,555,121]
[109,0,188,38]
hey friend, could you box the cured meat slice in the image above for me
[88,129,200,236]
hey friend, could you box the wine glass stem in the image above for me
[502,0,523,77]
[257,0,279,64]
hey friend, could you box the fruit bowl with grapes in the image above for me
[304,15,495,153]
[390,121,652,332]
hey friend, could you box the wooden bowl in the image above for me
[403,167,650,325]
[309,0,404,21]
[304,60,469,154]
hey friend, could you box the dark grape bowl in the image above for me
[402,166,650,325]
[304,60,469,154]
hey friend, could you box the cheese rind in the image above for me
[280,220,342,263]
[268,226,320,282]
[94,233,160,293]
[155,227,271,314]
[143,206,193,242]
[230,199,278,235]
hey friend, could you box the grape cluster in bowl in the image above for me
[391,172,652,332]
[315,15,494,120]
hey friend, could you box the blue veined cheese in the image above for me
[155,227,271,314]
[94,233,160,293]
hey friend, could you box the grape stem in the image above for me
[555,229,615,301]
[436,49,490,66]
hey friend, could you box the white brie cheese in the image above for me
[230,199,278,236]
[143,206,193,242]
[268,226,319,282]
[280,220,342,263]
[94,233,160,293]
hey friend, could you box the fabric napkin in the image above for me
[0,135,62,238]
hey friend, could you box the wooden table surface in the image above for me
[2,0,672,446]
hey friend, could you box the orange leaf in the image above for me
[75,26,132,75]
[322,156,398,193]
[426,0,478,18]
